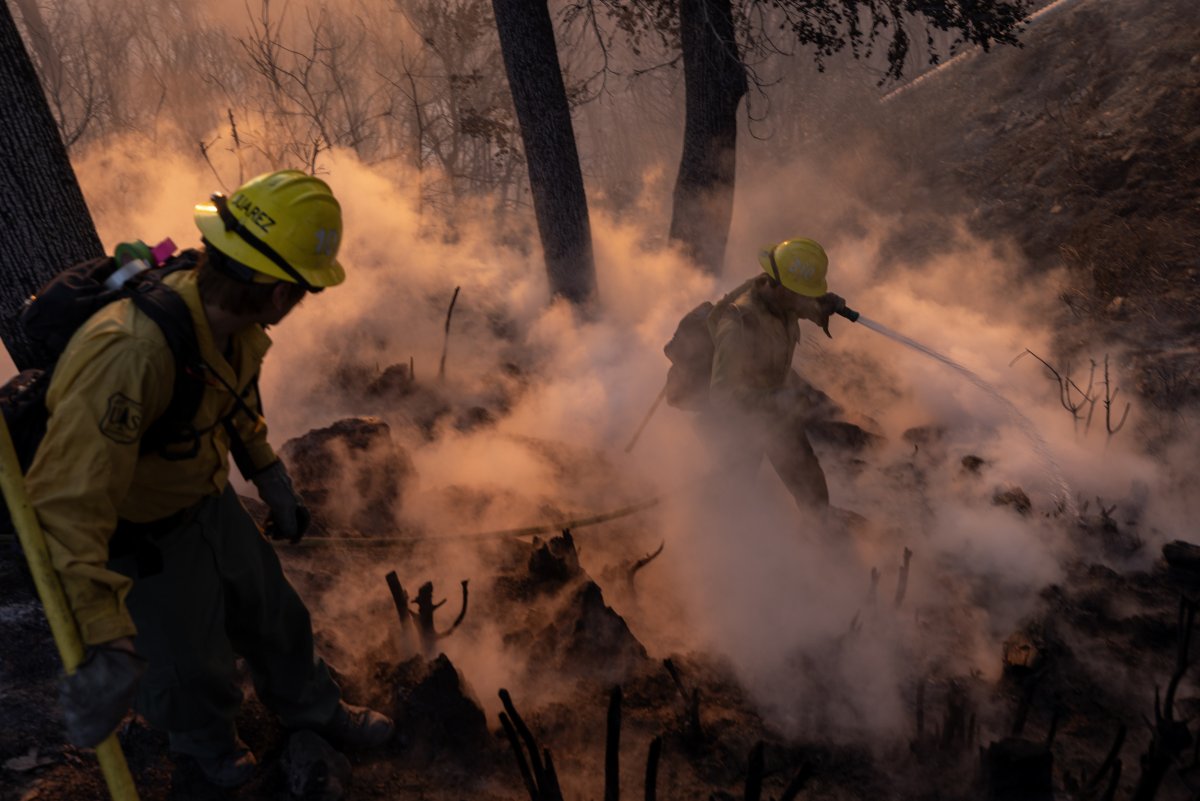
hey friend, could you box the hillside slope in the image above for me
[878,0,1200,416]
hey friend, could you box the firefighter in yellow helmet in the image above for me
[704,238,846,509]
[26,170,392,788]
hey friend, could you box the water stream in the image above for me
[854,314,1078,517]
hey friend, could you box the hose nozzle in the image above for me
[836,306,861,323]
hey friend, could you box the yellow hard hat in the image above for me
[757,238,828,297]
[194,169,345,290]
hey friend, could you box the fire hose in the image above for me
[295,495,662,548]
[295,306,866,549]
[0,416,140,801]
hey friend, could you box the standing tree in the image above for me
[668,0,746,274]
[0,1,103,369]
[669,0,1029,274]
[564,0,1029,274]
[491,0,597,305]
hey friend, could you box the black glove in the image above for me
[815,293,848,338]
[58,644,147,748]
[253,461,311,543]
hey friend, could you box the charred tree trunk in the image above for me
[0,2,102,369]
[491,0,596,306]
[668,0,747,275]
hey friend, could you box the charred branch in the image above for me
[499,688,561,801]
[1131,596,1197,801]
[916,677,926,742]
[411,579,470,657]
[499,711,539,801]
[940,682,969,752]
[894,547,913,609]
[1101,354,1131,437]
[385,570,413,645]
[627,541,665,592]
[443,580,470,637]
[1045,706,1060,748]
[645,736,662,801]
[543,750,564,801]
[664,658,704,746]
[438,285,461,382]
[1099,760,1122,801]
[1012,349,1095,421]
[1083,724,1126,798]
[606,686,621,801]
[1012,671,1043,738]
[414,581,445,656]
[743,740,764,801]
[778,762,814,801]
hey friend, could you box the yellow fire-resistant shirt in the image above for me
[707,276,804,412]
[24,268,278,645]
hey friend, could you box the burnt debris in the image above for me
[281,417,414,534]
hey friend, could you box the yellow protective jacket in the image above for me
[707,275,821,411]
[24,268,278,645]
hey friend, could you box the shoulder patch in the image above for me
[99,393,144,444]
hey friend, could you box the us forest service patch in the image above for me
[99,393,144,443]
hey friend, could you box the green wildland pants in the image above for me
[109,485,341,757]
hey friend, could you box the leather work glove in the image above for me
[814,292,848,338]
[58,640,147,748]
[253,461,311,543]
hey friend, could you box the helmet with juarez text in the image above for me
[757,238,828,297]
[193,170,345,290]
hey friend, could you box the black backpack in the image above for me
[1,248,209,480]
[663,301,715,410]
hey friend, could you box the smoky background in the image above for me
[5,0,1195,762]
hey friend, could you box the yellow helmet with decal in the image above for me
[194,169,345,289]
[757,238,828,297]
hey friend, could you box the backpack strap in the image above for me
[220,373,267,479]
[126,276,207,459]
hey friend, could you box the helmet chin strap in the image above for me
[211,193,321,293]
[767,248,784,284]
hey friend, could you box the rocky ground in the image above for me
[3,0,1200,798]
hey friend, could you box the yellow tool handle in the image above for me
[0,416,140,800]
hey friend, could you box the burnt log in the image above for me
[280,417,414,534]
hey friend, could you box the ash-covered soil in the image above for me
[4,0,1200,798]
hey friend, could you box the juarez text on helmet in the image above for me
[193,170,345,290]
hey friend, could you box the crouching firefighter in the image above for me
[664,238,848,511]
[21,170,393,788]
